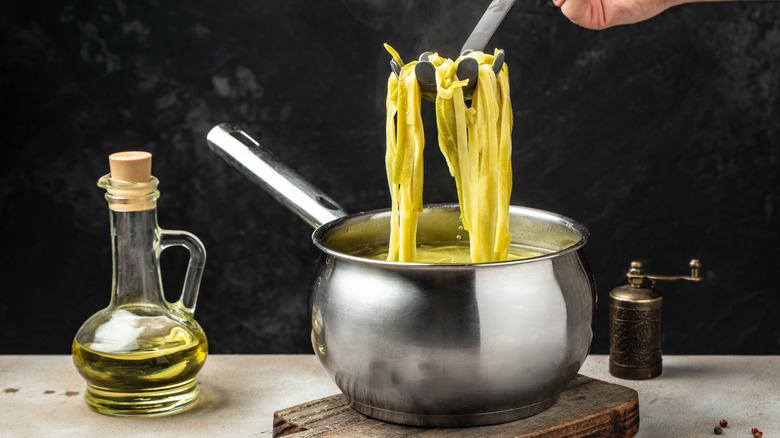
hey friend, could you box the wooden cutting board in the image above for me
[273,374,639,437]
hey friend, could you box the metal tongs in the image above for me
[390,0,516,101]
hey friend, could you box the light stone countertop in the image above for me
[0,355,777,437]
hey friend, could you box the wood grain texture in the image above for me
[273,375,639,437]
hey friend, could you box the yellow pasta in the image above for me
[385,46,512,263]
[385,57,424,262]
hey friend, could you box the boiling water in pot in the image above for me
[353,242,551,263]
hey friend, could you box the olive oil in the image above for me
[72,308,208,416]
[355,243,551,263]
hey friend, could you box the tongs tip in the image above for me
[392,49,505,101]
[390,59,401,78]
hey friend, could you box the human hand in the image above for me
[553,0,714,29]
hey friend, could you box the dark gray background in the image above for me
[1,1,778,355]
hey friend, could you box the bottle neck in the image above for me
[110,206,165,307]
[98,174,165,308]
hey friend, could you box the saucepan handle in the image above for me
[207,123,348,228]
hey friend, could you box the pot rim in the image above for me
[311,203,589,268]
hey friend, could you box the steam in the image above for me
[340,0,491,59]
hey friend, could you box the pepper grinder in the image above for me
[609,259,702,380]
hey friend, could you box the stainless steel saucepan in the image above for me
[207,123,596,427]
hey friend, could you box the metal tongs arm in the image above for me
[460,0,516,56]
[390,0,515,101]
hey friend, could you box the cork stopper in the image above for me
[109,151,152,182]
[100,151,159,211]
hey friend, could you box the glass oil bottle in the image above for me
[72,151,208,416]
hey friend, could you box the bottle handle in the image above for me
[160,230,207,314]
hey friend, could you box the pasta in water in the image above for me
[384,45,513,263]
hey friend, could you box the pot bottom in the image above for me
[347,395,559,428]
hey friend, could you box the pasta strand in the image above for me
[385,46,512,263]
